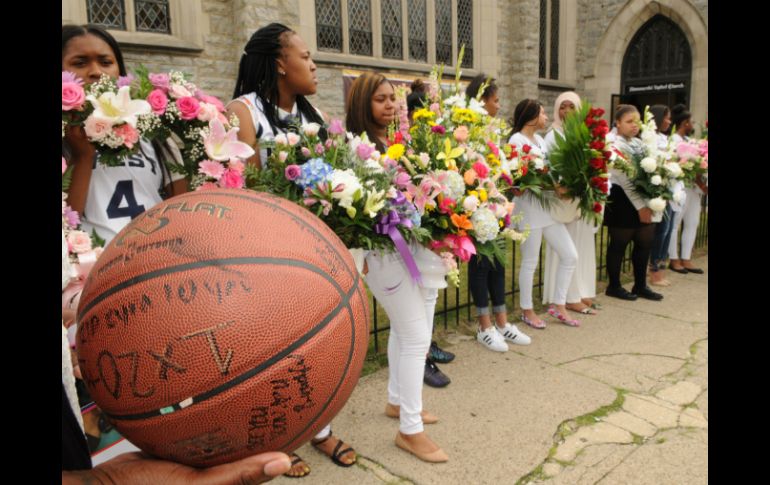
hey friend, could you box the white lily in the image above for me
[87,86,151,128]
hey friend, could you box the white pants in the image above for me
[542,218,597,304]
[520,223,578,309]
[668,188,702,260]
[365,251,432,435]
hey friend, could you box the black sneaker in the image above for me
[605,286,638,300]
[429,341,455,364]
[423,358,451,388]
[632,286,664,301]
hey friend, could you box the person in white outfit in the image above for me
[509,99,580,329]
[542,91,600,316]
[647,105,677,287]
[227,23,358,477]
[667,104,706,275]
[465,74,531,351]
[347,72,448,463]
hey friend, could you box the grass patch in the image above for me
[573,389,628,427]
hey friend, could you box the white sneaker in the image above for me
[477,326,509,352]
[495,323,531,345]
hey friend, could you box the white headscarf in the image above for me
[550,91,582,132]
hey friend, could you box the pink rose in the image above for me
[199,160,225,179]
[228,159,245,174]
[62,71,82,84]
[219,169,245,189]
[67,230,92,254]
[113,124,140,149]
[472,161,490,179]
[300,147,311,158]
[62,157,67,174]
[84,116,113,141]
[285,164,302,180]
[62,82,85,111]
[279,151,289,163]
[146,89,168,115]
[325,138,335,149]
[169,83,193,99]
[454,126,470,143]
[315,143,325,155]
[197,93,225,112]
[149,73,170,92]
[487,141,500,158]
[176,96,201,120]
[197,102,220,122]
[196,182,219,191]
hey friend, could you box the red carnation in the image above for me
[592,126,609,138]
[521,165,528,176]
[590,141,605,150]
[522,144,532,154]
[585,117,596,127]
[595,107,605,117]
[597,118,608,128]
[590,176,604,187]
[593,202,603,213]
[393,132,404,144]
[602,151,613,159]
[590,158,606,170]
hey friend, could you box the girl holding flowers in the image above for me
[604,105,663,301]
[465,75,532,351]
[227,23,359,478]
[346,72,448,463]
[62,25,187,245]
[667,104,705,275]
[647,104,678,287]
[227,23,327,171]
[542,91,601,315]
[509,99,580,329]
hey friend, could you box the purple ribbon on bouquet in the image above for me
[376,209,421,284]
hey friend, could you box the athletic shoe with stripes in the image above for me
[476,326,509,352]
[496,322,532,345]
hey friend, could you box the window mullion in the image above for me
[401,0,409,62]
[451,0,457,66]
[372,0,382,58]
[426,0,436,65]
[341,0,350,54]
[125,0,137,32]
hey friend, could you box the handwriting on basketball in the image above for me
[173,428,235,463]
[247,354,315,450]
[83,321,235,400]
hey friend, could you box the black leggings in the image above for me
[606,225,655,289]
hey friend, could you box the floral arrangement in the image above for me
[626,106,678,217]
[547,103,640,225]
[61,157,104,310]
[672,138,708,189]
[392,51,527,270]
[243,118,430,282]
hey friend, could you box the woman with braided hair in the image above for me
[226,23,358,478]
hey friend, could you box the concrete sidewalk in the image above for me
[275,255,708,484]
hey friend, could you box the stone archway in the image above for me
[585,0,708,123]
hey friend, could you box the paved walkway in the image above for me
[274,255,708,484]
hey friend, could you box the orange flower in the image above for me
[451,213,473,231]
[463,168,478,186]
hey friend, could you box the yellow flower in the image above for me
[436,138,465,171]
[468,190,479,198]
[486,153,500,167]
[451,107,480,124]
[387,143,405,161]
[412,108,436,121]
[479,188,488,202]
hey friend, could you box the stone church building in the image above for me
[62,0,707,125]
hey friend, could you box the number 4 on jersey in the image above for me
[106,180,146,219]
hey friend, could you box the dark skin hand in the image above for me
[61,451,291,485]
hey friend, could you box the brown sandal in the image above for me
[311,431,357,467]
[284,453,310,478]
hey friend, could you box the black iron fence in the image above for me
[367,195,708,353]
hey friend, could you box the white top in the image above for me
[80,139,183,244]
[509,131,557,229]
[543,128,563,154]
[228,93,324,166]
[607,134,648,211]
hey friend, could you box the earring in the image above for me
[279,70,286,75]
